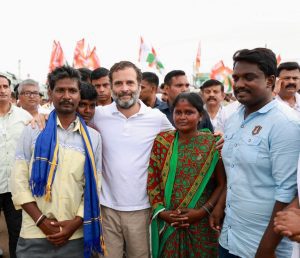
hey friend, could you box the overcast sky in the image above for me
[1,0,300,83]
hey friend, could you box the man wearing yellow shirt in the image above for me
[11,66,105,258]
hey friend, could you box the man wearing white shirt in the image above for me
[276,62,300,116]
[90,61,173,258]
[0,74,32,258]
[200,79,226,132]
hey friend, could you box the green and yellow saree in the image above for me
[147,130,219,258]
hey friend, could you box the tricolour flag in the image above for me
[210,61,233,93]
[138,37,165,74]
[195,42,201,72]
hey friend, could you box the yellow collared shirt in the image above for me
[11,117,102,239]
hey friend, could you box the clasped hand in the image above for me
[159,208,206,229]
[274,208,300,242]
[39,217,83,246]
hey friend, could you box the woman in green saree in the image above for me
[147,92,226,258]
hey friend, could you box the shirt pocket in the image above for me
[222,133,234,158]
[241,135,262,163]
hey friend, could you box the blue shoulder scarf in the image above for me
[30,110,106,258]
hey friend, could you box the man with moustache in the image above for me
[210,48,300,258]
[158,70,214,131]
[11,66,105,258]
[90,61,173,258]
[276,62,300,116]
[0,75,32,258]
[18,79,42,118]
[200,79,226,132]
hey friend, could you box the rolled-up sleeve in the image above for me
[270,120,300,203]
[11,126,37,209]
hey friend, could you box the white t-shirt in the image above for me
[91,101,173,211]
[276,93,300,118]
[205,105,227,133]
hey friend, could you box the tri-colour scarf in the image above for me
[30,110,106,258]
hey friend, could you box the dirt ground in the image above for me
[0,214,8,257]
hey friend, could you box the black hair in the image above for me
[172,92,204,115]
[47,65,81,91]
[0,74,11,86]
[233,48,277,78]
[109,61,142,84]
[142,72,159,87]
[200,79,224,92]
[277,62,300,77]
[78,68,92,83]
[164,70,185,86]
[80,82,98,101]
[91,67,109,81]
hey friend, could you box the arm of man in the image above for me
[159,111,174,132]
[255,201,289,258]
[255,118,300,258]
[11,125,59,236]
[47,128,102,246]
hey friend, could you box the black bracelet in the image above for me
[36,215,46,227]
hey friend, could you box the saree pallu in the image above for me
[147,130,219,258]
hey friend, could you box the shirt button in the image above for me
[228,225,231,229]
[228,204,230,208]
[248,139,251,142]
[228,186,232,189]
[231,164,234,168]
[234,143,237,147]
[241,125,244,128]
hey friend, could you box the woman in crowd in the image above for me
[147,92,226,257]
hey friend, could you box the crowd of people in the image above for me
[0,47,299,258]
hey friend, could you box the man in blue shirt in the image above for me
[211,48,300,258]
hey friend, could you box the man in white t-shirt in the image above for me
[275,62,300,117]
[90,61,173,258]
[200,79,226,132]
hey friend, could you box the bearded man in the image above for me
[89,61,173,258]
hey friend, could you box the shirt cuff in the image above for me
[76,201,84,218]
[275,189,297,203]
[12,191,36,210]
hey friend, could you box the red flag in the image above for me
[73,38,86,68]
[86,47,101,70]
[49,41,65,72]
[195,42,201,72]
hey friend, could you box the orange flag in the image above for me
[73,38,86,68]
[86,47,101,70]
[276,54,281,65]
[49,41,65,72]
[195,42,201,72]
